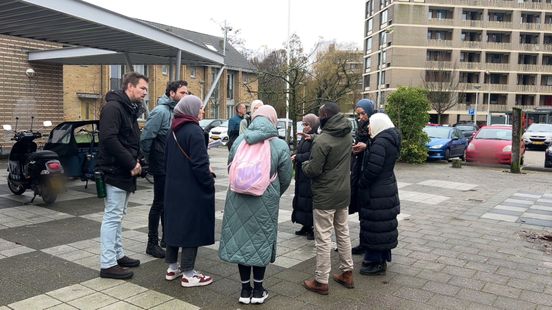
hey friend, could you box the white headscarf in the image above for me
[369,113,395,138]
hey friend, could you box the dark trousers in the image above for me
[148,175,165,242]
[165,246,198,272]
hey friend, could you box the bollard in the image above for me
[451,158,462,168]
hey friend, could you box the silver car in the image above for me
[522,123,552,149]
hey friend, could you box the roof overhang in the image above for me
[0,0,224,65]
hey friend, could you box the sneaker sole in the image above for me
[250,293,269,304]
[100,271,133,280]
[166,273,182,281]
[238,297,251,304]
[181,278,213,287]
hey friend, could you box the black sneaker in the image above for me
[306,231,314,240]
[238,287,252,304]
[146,243,165,258]
[295,226,308,236]
[100,265,133,279]
[160,237,166,248]
[117,256,140,268]
[251,288,268,304]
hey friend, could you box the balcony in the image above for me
[517,85,539,92]
[459,20,483,28]
[427,39,453,47]
[425,61,453,69]
[487,84,509,91]
[458,82,482,90]
[460,41,482,48]
[427,19,453,26]
[543,45,552,52]
[519,43,541,51]
[543,24,552,31]
[458,62,481,70]
[486,21,513,29]
[540,85,552,93]
[485,63,510,71]
[520,23,543,30]
[519,64,540,72]
[486,42,511,50]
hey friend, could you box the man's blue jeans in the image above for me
[100,184,130,269]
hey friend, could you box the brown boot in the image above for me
[333,271,354,288]
[303,278,329,295]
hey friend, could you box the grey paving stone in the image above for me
[521,291,552,306]
[482,282,522,298]
[0,197,24,209]
[389,275,428,289]
[422,281,461,296]
[412,260,446,272]
[0,217,99,249]
[427,294,473,310]
[519,217,552,227]
[456,288,498,306]
[448,276,486,290]
[442,265,477,278]
[392,287,434,303]
[496,266,534,280]
[493,296,538,310]
[416,270,452,283]
[436,256,467,267]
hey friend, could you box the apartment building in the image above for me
[363,0,552,124]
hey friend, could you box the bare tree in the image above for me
[422,60,465,124]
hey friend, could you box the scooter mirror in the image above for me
[43,121,52,127]
[2,124,12,131]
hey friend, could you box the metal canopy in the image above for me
[0,0,224,65]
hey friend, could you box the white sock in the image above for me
[169,263,178,271]
[183,270,195,277]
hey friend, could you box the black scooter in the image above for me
[3,116,65,204]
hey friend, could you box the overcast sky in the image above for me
[84,0,364,53]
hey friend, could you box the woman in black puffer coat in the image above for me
[358,113,401,276]
[291,114,319,240]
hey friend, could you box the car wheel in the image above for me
[460,149,466,161]
[520,156,524,166]
[444,148,450,161]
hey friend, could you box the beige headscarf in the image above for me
[369,113,395,138]
[252,105,278,126]
[302,114,320,134]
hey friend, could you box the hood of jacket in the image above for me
[157,94,177,110]
[105,90,144,119]
[321,113,352,137]
[243,116,278,144]
[375,127,402,151]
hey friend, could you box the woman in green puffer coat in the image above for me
[219,105,292,305]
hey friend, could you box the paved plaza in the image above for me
[1,147,552,309]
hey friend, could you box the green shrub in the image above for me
[385,87,430,164]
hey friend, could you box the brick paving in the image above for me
[0,149,551,309]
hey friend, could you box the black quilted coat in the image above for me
[291,138,314,227]
[358,128,401,251]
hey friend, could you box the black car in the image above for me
[546,145,552,168]
[454,123,479,140]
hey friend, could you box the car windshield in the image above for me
[423,126,451,139]
[475,128,512,141]
[199,120,212,128]
[527,124,552,132]
[456,125,475,131]
[219,120,228,127]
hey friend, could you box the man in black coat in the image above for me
[97,72,148,280]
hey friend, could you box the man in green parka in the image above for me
[302,102,354,295]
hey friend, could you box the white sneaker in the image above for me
[165,266,182,281]
[181,271,213,287]
[250,289,269,304]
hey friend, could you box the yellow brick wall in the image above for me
[0,35,63,150]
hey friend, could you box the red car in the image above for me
[465,125,525,165]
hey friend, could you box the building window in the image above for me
[365,57,372,71]
[429,7,453,20]
[428,29,452,40]
[521,12,541,24]
[109,65,123,91]
[542,75,552,86]
[366,19,373,35]
[380,9,388,26]
[365,0,374,17]
[190,66,196,78]
[161,65,168,76]
[488,11,512,22]
[426,70,452,82]
[365,37,372,53]
[518,53,538,65]
[460,51,481,62]
[227,72,235,100]
[364,75,371,89]
[427,50,452,61]
[486,52,509,64]
[462,9,482,21]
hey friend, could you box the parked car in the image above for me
[423,126,468,161]
[277,118,293,140]
[453,122,479,140]
[522,123,552,149]
[209,120,229,145]
[546,145,552,168]
[199,119,223,134]
[466,125,525,165]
